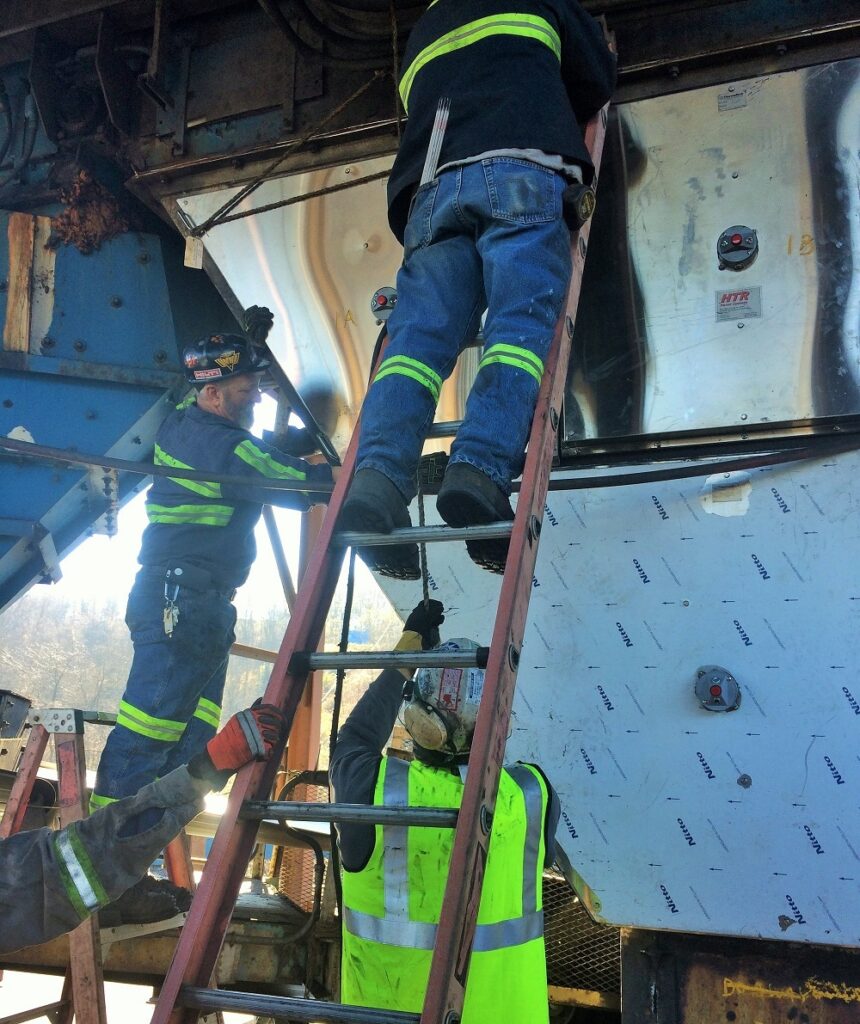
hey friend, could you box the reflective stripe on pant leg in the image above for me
[372,355,442,403]
[89,792,119,812]
[505,764,544,914]
[193,696,221,729]
[477,343,545,385]
[116,699,187,743]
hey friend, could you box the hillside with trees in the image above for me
[0,583,402,770]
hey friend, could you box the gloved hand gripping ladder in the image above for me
[151,98,610,1024]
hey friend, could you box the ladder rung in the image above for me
[241,801,458,826]
[334,521,512,547]
[293,648,489,673]
[180,986,420,1024]
[426,419,462,438]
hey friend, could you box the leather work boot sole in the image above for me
[436,463,514,574]
[339,468,420,580]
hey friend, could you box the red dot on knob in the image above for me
[730,233,742,246]
[709,684,722,697]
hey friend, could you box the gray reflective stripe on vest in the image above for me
[383,756,411,916]
[506,763,544,914]
[345,760,545,951]
[344,906,438,949]
[55,830,102,911]
[345,905,544,951]
[471,908,544,952]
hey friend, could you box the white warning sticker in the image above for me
[465,668,485,704]
[438,669,462,710]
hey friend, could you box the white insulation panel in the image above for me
[381,450,860,946]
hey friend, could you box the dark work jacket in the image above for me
[139,401,333,589]
[387,0,616,242]
[331,667,560,872]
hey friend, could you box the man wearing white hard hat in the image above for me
[330,599,560,1023]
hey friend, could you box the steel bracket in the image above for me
[27,708,84,734]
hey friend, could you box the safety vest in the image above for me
[340,757,549,1023]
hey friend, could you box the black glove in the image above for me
[263,426,319,458]
[404,599,445,650]
[242,305,275,345]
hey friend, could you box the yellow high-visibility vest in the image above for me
[340,757,549,1023]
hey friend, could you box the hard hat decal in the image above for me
[439,669,463,710]
[215,351,241,370]
[193,367,223,380]
[465,668,484,703]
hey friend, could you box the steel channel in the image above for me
[306,649,486,671]
[335,522,512,547]
[241,801,458,827]
[180,987,420,1024]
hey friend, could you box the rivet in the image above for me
[73,339,86,352]
[110,296,123,308]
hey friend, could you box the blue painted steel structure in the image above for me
[0,212,234,613]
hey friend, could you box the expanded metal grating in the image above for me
[543,869,621,996]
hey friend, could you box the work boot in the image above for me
[436,462,514,574]
[99,875,190,927]
[338,469,420,579]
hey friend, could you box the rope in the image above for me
[207,169,389,229]
[192,69,387,238]
[416,472,430,609]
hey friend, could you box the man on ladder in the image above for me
[340,0,615,578]
[89,313,332,922]
[331,600,560,1021]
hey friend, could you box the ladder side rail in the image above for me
[0,723,49,839]
[164,831,196,892]
[152,432,362,1024]
[420,104,610,1024]
[54,731,108,1024]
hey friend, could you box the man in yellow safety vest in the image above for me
[330,599,560,1021]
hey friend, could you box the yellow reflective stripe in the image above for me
[89,792,118,812]
[478,344,545,385]
[373,356,441,402]
[154,444,221,498]
[481,343,544,379]
[400,14,560,111]
[194,696,221,729]
[175,392,198,410]
[235,439,308,480]
[147,502,234,526]
[117,699,186,743]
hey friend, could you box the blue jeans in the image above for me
[358,158,572,499]
[93,569,236,824]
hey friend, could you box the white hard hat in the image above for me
[404,638,485,759]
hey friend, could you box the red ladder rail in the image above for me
[419,103,610,1024]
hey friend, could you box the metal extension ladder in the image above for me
[151,101,609,1024]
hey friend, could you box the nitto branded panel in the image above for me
[379,450,860,945]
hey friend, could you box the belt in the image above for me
[139,563,237,600]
